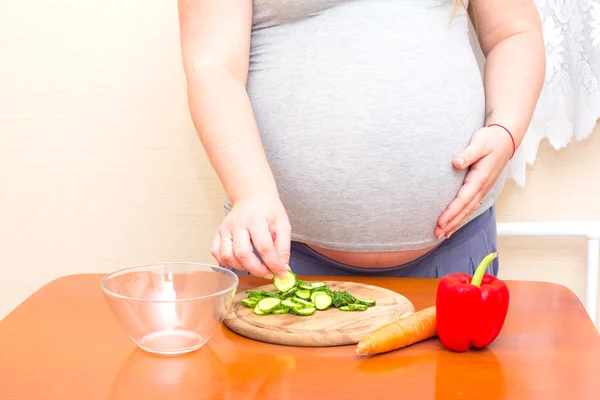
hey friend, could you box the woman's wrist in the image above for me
[486,123,516,158]
[484,109,528,151]
[228,177,280,206]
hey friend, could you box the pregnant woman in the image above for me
[178,0,545,279]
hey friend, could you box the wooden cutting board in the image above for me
[223,280,415,347]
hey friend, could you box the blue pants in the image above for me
[226,206,499,278]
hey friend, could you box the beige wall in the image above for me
[1,0,599,321]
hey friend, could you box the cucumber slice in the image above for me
[292,297,314,307]
[332,292,348,307]
[254,304,267,315]
[272,308,290,315]
[339,306,352,312]
[280,287,297,298]
[310,291,322,303]
[241,298,258,308]
[282,299,302,309]
[313,293,333,310]
[348,303,367,311]
[291,307,316,316]
[312,287,329,294]
[356,299,376,307]
[295,289,311,299]
[273,269,297,293]
[298,284,314,291]
[257,290,284,299]
[331,293,342,308]
[311,282,327,289]
[246,289,282,300]
[342,291,358,303]
[310,289,332,302]
[296,279,311,286]
[337,291,355,305]
[338,292,350,306]
[257,297,281,313]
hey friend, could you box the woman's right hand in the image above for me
[211,194,291,279]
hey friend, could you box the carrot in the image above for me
[356,306,437,356]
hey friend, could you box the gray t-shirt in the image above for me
[225,0,500,252]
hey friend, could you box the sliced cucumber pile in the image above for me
[239,269,376,316]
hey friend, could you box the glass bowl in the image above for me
[101,262,239,355]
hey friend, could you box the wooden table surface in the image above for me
[1,274,599,400]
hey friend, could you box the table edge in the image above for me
[2,273,586,319]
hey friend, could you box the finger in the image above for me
[453,138,488,170]
[274,219,292,270]
[437,174,480,232]
[211,233,223,265]
[248,217,285,277]
[443,194,485,238]
[219,233,243,271]
[232,229,272,279]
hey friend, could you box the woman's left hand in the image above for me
[435,125,515,239]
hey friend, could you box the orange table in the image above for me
[1,274,599,400]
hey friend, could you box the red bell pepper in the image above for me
[435,252,509,352]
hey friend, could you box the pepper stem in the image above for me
[471,252,498,287]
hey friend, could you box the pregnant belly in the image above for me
[252,86,484,258]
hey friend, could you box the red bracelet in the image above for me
[487,123,516,159]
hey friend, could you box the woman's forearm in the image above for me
[473,0,546,149]
[481,30,546,147]
[186,67,279,205]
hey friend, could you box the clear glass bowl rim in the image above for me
[100,262,240,303]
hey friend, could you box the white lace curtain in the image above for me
[491,0,600,187]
